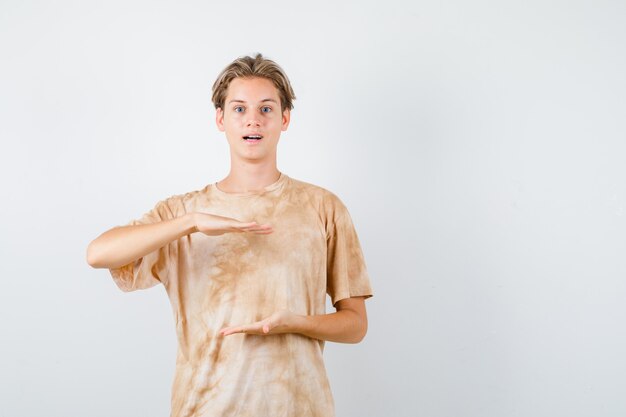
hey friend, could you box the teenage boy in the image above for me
[87,53,373,417]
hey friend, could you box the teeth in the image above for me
[244,135,262,139]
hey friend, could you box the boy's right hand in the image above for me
[86,212,273,269]
[193,212,273,236]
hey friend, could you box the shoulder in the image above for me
[151,186,207,218]
[286,176,348,210]
[285,176,353,235]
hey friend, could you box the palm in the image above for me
[195,213,273,236]
[219,309,296,336]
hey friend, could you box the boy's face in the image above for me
[216,76,290,164]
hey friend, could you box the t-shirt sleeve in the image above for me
[325,193,374,307]
[108,197,177,293]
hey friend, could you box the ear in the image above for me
[216,107,225,132]
[281,108,291,131]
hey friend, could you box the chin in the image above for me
[236,151,267,161]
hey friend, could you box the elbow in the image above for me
[356,322,368,343]
[87,226,125,269]
[349,318,368,344]
[86,240,103,268]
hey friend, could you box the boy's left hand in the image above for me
[219,309,299,337]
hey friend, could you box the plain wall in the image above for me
[1,1,625,416]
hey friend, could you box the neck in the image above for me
[217,160,281,193]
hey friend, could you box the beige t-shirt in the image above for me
[109,172,373,417]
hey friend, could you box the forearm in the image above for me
[87,213,197,269]
[292,309,367,344]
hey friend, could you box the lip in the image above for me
[243,139,263,146]
[242,132,264,139]
[242,133,263,146]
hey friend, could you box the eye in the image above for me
[234,106,244,113]
[261,106,272,113]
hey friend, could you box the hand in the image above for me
[219,309,299,337]
[193,212,273,236]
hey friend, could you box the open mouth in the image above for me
[243,134,263,141]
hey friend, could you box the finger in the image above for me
[243,227,273,233]
[237,226,271,233]
[233,224,259,232]
[252,229,273,234]
[264,317,275,334]
[238,221,259,228]
[246,321,267,334]
[248,224,273,232]
[240,223,272,231]
[221,324,248,336]
[244,227,274,234]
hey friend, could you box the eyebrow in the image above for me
[228,98,278,104]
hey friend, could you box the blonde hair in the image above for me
[211,53,296,112]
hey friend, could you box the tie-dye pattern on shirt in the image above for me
[109,173,373,417]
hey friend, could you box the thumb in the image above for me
[238,220,258,227]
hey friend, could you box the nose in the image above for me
[246,117,261,127]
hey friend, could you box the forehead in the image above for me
[226,77,279,102]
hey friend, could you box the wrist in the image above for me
[183,212,198,235]
[289,313,309,335]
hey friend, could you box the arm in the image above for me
[220,296,369,344]
[293,296,368,343]
[86,213,273,269]
[86,213,197,269]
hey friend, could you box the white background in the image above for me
[1,1,625,416]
